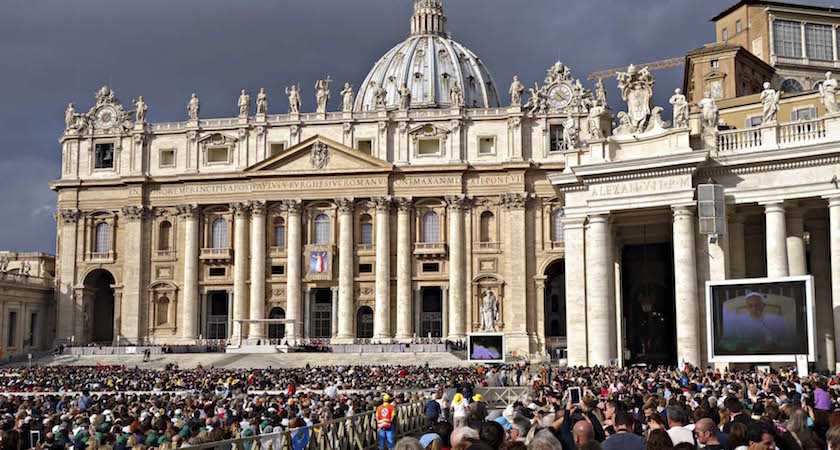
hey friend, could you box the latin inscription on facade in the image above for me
[131,177,388,198]
[589,175,692,198]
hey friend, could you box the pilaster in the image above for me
[120,205,149,344]
[176,204,200,341]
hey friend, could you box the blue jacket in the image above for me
[601,431,646,450]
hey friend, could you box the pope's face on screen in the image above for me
[745,294,765,318]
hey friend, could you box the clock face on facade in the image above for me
[549,84,573,109]
[95,106,118,129]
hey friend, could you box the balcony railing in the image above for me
[413,242,447,256]
[200,247,232,261]
[87,252,113,262]
[355,244,375,254]
[716,117,828,154]
[269,246,286,257]
[153,250,175,261]
[475,241,501,252]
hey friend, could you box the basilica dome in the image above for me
[354,0,501,111]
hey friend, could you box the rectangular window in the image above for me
[722,28,728,41]
[271,265,285,276]
[360,222,374,245]
[478,137,496,155]
[745,116,763,128]
[549,125,565,152]
[752,37,764,59]
[711,59,720,69]
[791,106,817,121]
[736,20,742,34]
[422,262,440,273]
[270,142,286,157]
[207,147,229,164]
[359,263,373,274]
[94,143,114,169]
[773,20,803,58]
[274,226,286,248]
[7,311,16,347]
[209,267,226,277]
[159,149,175,168]
[805,23,833,61]
[29,313,36,347]
[418,138,440,156]
[357,139,373,155]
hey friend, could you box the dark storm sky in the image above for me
[0,0,834,253]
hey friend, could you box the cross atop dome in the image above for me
[410,0,447,36]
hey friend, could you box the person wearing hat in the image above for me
[376,394,396,450]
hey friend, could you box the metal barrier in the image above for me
[475,386,533,408]
[187,402,425,450]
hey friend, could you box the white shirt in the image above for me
[667,425,694,446]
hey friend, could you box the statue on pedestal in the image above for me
[285,85,301,114]
[669,89,689,128]
[256,88,268,115]
[373,83,387,110]
[761,82,781,123]
[820,72,840,115]
[238,89,251,117]
[698,94,720,133]
[480,288,499,332]
[188,93,200,120]
[616,64,655,133]
[399,82,412,111]
[595,78,607,106]
[65,103,76,131]
[587,101,606,140]
[450,84,463,107]
[341,83,354,112]
[509,75,525,107]
[0,255,8,272]
[133,96,148,123]
[562,116,580,149]
[315,77,332,113]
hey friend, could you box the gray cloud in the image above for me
[0,0,833,252]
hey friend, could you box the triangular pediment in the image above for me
[246,135,392,173]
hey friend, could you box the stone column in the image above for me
[809,219,833,370]
[728,214,746,279]
[442,286,449,340]
[304,287,311,339]
[330,286,339,338]
[414,287,422,338]
[395,198,414,342]
[829,197,840,371]
[335,198,355,343]
[248,202,267,341]
[765,202,789,277]
[284,200,303,341]
[177,204,200,340]
[373,197,393,341]
[502,193,529,353]
[563,217,587,367]
[57,210,80,342]
[786,206,807,276]
[585,214,614,366]
[121,206,148,343]
[446,195,468,341]
[231,202,250,345]
[673,206,700,367]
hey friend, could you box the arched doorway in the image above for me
[544,260,566,356]
[84,269,115,343]
[421,287,443,338]
[268,307,285,340]
[310,289,332,339]
[356,306,374,339]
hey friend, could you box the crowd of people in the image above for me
[0,363,838,449]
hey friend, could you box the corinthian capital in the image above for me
[372,196,393,212]
[445,195,471,211]
[249,201,267,217]
[395,197,413,213]
[335,198,355,214]
[230,202,251,218]
[59,209,81,224]
[282,199,303,214]
[501,193,529,210]
[176,204,200,219]
[121,205,148,221]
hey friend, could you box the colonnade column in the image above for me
[178,204,200,340]
[248,202,267,341]
[414,287,422,338]
[446,195,468,341]
[786,205,807,276]
[121,205,148,343]
[373,197,392,341]
[502,193,529,352]
[585,214,615,366]
[395,198,414,342]
[765,202,790,277]
[563,217,588,367]
[335,198,355,343]
[829,197,840,371]
[809,219,833,370]
[673,206,700,367]
[330,286,339,338]
[284,200,303,342]
[728,214,746,279]
[57,210,80,342]
[231,202,250,345]
[442,286,449,340]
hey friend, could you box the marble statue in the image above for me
[285,85,301,114]
[698,95,720,132]
[480,288,499,332]
[669,89,689,128]
[595,78,607,106]
[613,112,632,135]
[562,116,580,149]
[373,83,387,109]
[340,83,354,112]
[96,86,115,105]
[509,75,525,107]
[188,93,200,120]
[238,90,251,117]
[820,72,840,115]
[0,255,8,272]
[587,102,606,140]
[315,77,332,114]
[760,82,781,123]
[450,84,463,107]
[65,103,76,130]
[399,82,412,110]
[21,261,31,276]
[616,64,655,133]
[133,96,148,123]
[257,88,268,115]
[39,260,47,278]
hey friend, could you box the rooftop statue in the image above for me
[257,88,268,115]
[616,64,655,134]
[285,85,301,114]
[341,83,354,112]
[760,82,781,124]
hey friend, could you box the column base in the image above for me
[372,336,394,344]
[331,336,355,345]
[245,336,267,344]
[505,333,530,358]
[394,334,413,343]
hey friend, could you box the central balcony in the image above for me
[413,242,447,257]
[200,247,232,262]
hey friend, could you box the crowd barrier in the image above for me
[59,344,225,356]
[329,344,447,353]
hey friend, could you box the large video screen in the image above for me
[706,276,814,362]
[467,333,505,363]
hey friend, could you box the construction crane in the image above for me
[587,56,685,81]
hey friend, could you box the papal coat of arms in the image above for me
[310,142,330,169]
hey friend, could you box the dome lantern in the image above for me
[410,0,447,36]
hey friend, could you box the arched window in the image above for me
[156,297,170,326]
[94,223,110,253]
[423,211,440,243]
[274,218,286,248]
[268,307,285,339]
[780,78,804,93]
[360,214,373,245]
[158,221,172,251]
[314,214,330,245]
[356,306,374,339]
[479,211,495,243]
[211,218,228,248]
[551,208,565,243]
